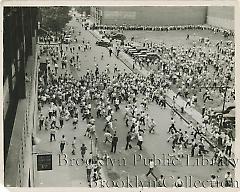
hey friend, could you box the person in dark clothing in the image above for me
[81,144,87,161]
[190,139,197,157]
[109,48,113,57]
[39,113,44,130]
[125,132,132,150]
[204,92,213,103]
[168,123,177,134]
[202,105,206,117]
[137,133,143,150]
[225,138,233,157]
[86,159,92,186]
[116,49,120,57]
[111,133,118,153]
[225,171,233,187]
[60,135,66,153]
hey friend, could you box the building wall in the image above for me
[206,6,234,30]
[3,7,39,187]
[99,6,207,26]
[4,7,37,163]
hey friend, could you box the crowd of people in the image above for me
[122,30,235,145]
[38,32,61,44]
[92,24,234,38]
[36,13,235,187]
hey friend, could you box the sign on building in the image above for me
[37,154,52,171]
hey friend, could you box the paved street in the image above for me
[34,13,234,187]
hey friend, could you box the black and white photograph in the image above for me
[2,3,238,190]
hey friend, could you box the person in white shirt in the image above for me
[175,176,183,187]
[185,98,191,108]
[106,64,110,73]
[188,121,193,130]
[104,115,112,131]
[107,104,112,115]
[158,175,165,187]
[149,118,156,134]
[41,95,47,104]
[54,63,59,74]
[108,121,113,130]
[115,98,120,111]
[89,124,96,139]
[53,104,58,116]
[210,174,217,187]
[86,159,93,186]
[104,130,112,143]
[84,123,92,138]
[217,149,225,167]
[225,138,232,157]
[50,125,56,142]
[146,159,157,180]
[51,115,56,127]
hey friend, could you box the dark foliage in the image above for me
[40,7,71,32]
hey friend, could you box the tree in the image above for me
[40,7,71,32]
[75,6,91,15]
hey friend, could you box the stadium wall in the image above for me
[206,6,234,30]
[98,6,207,26]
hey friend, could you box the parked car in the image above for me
[223,108,235,125]
[146,52,161,60]
[111,33,126,41]
[105,31,126,41]
[210,102,235,124]
[96,39,112,47]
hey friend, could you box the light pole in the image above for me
[220,81,231,128]
[90,137,93,154]
[200,84,231,128]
